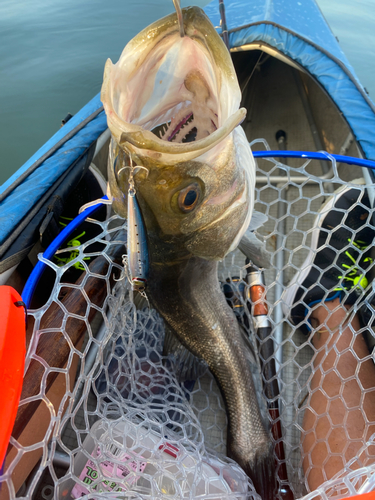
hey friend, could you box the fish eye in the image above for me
[177,183,200,213]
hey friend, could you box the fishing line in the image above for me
[241,52,264,95]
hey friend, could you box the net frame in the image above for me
[2,147,375,500]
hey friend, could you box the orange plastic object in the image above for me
[348,493,375,500]
[0,286,26,466]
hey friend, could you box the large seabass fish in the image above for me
[101,5,275,499]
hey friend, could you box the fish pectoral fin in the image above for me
[247,210,268,232]
[163,325,207,383]
[238,211,271,268]
[239,231,272,269]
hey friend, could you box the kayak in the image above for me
[1,0,375,498]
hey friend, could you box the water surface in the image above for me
[0,0,374,185]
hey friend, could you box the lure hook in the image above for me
[116,148,150,294]
[117,151,149,195]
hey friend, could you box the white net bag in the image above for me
[2,147,375,500]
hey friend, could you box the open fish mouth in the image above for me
[148,69,219,144]
[150,104,217,144]
[101,6,246,164]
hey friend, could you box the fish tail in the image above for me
[242,443,277,500]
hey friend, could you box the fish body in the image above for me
[102,6,275,498]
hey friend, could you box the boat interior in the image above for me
[234,46,362,157]
[2,45,375,500]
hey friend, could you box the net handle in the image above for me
[22,197,107,309]
[252,150,375,169]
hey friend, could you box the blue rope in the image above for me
[303,290,343,333]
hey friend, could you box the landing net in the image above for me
[2,146,375,500]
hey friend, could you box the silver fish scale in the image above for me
[4,152,375,500]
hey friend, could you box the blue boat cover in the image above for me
[0,95,106,249]
[205,0,375,162]
[1,0,375,250]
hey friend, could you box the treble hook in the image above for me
[117,164,149,180]
[117,151,149,194]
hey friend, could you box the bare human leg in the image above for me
[301,298,375,491]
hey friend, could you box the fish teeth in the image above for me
[148,101,217,143]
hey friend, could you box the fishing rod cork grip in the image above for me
[248,278,268,316]
[245,262,271,328]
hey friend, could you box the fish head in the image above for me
[102,6,256,261]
